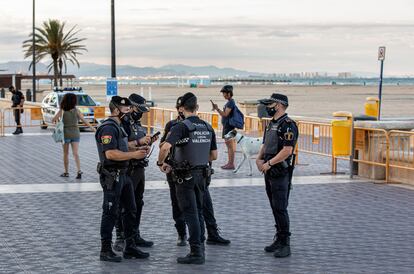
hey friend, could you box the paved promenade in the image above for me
[0,133,413,273]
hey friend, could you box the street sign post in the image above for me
[106,78,118,102]
[377,47,386,120]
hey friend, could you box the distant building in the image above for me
[338,72,353,78]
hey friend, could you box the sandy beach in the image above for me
[10,83,414,119]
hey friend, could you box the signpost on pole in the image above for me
[377,46,386,120]
[106,78,118,102]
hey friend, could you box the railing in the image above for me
[352,127,389,182]
[0,105,107,136]
[1,107,43,136]
[1,105,414,184]
[387,130,414,184]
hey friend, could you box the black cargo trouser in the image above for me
[203,175,217,230]
[100,172,137,241]
[169,173,217,234]
[264,172,290,237]
[167,174,186,236]
[175,170,206,247]
[13,108,21,127]
[116,167,146,237]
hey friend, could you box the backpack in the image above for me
[229,105,244,129]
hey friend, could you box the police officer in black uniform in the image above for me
[159,97,187,246]
[9,85,25,135]
[158,92,218,264]
[95,96,150,262]
[256,93,298,258]
[113,94,155,251]
[160,97,230,247]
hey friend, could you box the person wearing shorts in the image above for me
[53,93,95,179]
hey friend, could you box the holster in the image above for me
[130,158,149,169]
[203,167,214,178]
[97,163,118,190]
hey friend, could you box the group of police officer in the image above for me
[95,90,298,264]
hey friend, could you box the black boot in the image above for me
[134,233,154,247]
[113,229,125,252]
[123,239,150,259]
[177,233,187,246]
[100,240,122,262]
[273,236,291,258]
[12,128,20,135]
[264,233,281,253]
[177,245,205,264]
[206,227,231,245]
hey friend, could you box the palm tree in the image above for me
[23,19,87,87]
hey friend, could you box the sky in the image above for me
[1,0,414,75]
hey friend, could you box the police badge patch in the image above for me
[101,135,112,144]
[284,130,294,141]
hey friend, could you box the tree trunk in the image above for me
[53,58,58,87]
[59,58,63,87]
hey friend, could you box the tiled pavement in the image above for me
[1,133,413,273]
[0,177,413,273]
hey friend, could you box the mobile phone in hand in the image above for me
[210,100,216,110]
[150,131,161,143]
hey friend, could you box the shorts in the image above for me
[64,138,80,143]
[222,124,235,138]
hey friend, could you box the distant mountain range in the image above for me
[1,61,407,78]
[0,61,262,78]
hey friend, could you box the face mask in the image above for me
[178,111,185,120]
[266,106,278,117]
[131,111,143,121]
[117,108,131,123]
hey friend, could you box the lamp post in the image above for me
[111,0,116,78]
[32,0,36,102]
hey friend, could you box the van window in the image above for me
[49,94,57,106]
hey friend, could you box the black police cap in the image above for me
[179,92,197,107]
[128,93,149,112]
[259,93,289,106]
[176,96,183,109]
[110,96,132,106]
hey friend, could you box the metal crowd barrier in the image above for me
[352,127,389,182]
[0,105,107,136]
[387,130,414,183]
[1,106,43,136]
[1,105,414,184]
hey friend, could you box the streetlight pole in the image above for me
[111,0,116,78]
[32,0,36,102]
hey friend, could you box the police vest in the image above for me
[95,118,129,169]
[128,120,146,142]
[263,115,289,156]
[173,119,213,167]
